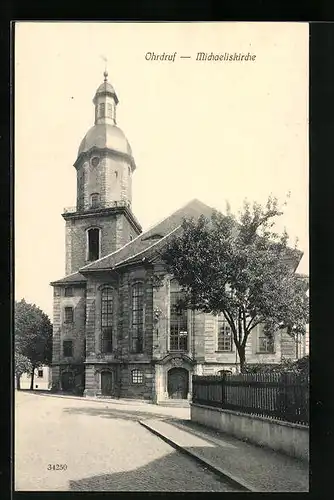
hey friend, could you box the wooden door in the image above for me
[101,371,114,396]
[61,371,74,392]
[167,368,189,399]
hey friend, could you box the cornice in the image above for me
[62,205,142,233]
[73,146,136,171]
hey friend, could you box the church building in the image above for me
[50,72,303,403]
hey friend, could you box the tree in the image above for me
[15,299,53,390]
[160,196,309,372]
[14,352,32,390]
[243,355,309,377]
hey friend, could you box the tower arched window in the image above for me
[169,279,188,352]
[101,288,113,353]
[90,193,100,208]
[86,227,101,262]
[107,103,113,118]
[131,282,144,353]
[98,103,105,118]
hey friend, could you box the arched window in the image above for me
[90,193,100,208]
[131,369,144,384]
[169,279,188,351]
[217,369,232,376]
[87,228,100,262]
[131,283,144,353]
[98,102,105,118]
[217,315,233,352]
[101,288,113,353]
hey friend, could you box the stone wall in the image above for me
[120,364,154,400]
[76,154,132,211]
[51,284,86,390]
[52,284,86,362]
[191,403,309,461]
[65,214,117,275]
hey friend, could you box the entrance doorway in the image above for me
[101,371,114,396]
[167,367,189,399]
[61,371,74,392]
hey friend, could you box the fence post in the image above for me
[279,372,288,419]
[221,373,226,408]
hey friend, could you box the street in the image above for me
[15,391,235,492]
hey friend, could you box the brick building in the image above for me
[50,72,305,403]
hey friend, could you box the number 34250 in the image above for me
[47,464,68,471]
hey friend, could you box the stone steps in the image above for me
[158,399,190,408]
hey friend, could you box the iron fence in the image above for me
[192,372,309,426]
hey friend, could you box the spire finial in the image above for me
[100,54,108,81]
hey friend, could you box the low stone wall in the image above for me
[191,403,309,462]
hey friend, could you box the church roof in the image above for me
[95,80,118,99]
[50,271,87,286]
[80,199,215,273]
[50,198,304,284]
[78,124,133,157]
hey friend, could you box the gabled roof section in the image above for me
[80,198,214,272]
[50,271,87,286]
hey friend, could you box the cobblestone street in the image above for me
[15,391,235,492]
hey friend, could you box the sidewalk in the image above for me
[16,390,156,406]
[139,418,309,492]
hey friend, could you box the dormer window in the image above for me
[90,193,100,208]
[86,227,101,262]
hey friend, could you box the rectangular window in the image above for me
[257,328,275,353]
[131,369,144,384]
[37,369,43,378]
[217,315,233,351]
[131,283,144,353]
[64,287,73,297]
[101,327,113,353]
[169,280,188,351]
[101,288,113,353]
[64,307,73,323]
[63,340,73,357]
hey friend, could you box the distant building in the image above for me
[16,366,52,390]
[50,72,308,403]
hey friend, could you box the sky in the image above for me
[15,22,309,320]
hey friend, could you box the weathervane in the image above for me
[100,54,108,81]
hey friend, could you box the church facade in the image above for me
[50,72,302,403]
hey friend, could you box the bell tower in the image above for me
[62,71,142,276]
